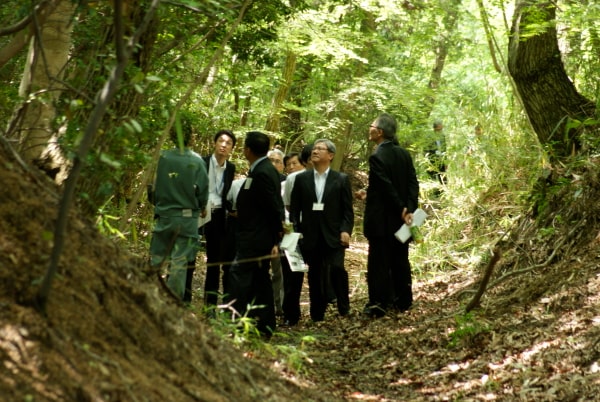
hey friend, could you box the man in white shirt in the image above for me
[289,140,353,323]
[195,130,236,308]
[280,144,312,325]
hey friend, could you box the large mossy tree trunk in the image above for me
[508,1,595,160]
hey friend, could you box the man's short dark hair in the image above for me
[214,129,236,147]
[284,152,300,167]
[300,143,313,164]
[244,131,270,156]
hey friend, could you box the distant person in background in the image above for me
[267,147,286,317]
[268,148,286,181]
[197,130,236,308]
[466,123,484,156]
[149,114,209,301]
[280,144,312,326]
[283,145,313,210]
[283,152,303,175]
[290,139,354,322]
[462,123,492,178]
[357,113,419,317]
[425,120,447,185]
[226,131,284,336]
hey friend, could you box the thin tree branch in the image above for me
[465,248,501,312]
[476,0,502,73]
[0,0,60,36]
[0,0,59,68]
[0,8,35,36]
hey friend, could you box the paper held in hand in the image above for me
[280,232,308,272]
[197,200,212,228]
[395,208,428,243]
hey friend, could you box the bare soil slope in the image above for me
[0,144,325,401]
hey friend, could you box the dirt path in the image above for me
[257,241,600,401]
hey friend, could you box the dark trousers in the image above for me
[226,253,276,335]
[282,254,304,325]
[203,208,228,306]
[426,151,447,185]
[302,233,349,321]
[367,235,412,311]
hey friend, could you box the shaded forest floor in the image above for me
[258,239,600,401]
[2,141,600,401]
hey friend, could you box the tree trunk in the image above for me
[264,50,297,136]
[508,1,595,159]
[16,0,76,164]
[424,0,461,113]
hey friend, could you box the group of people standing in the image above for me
[148,112,419,336]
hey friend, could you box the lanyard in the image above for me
[211,157,226,196]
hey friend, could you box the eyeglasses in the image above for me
[312,146,330,152]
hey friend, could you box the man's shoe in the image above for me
[339,307,351,317]
[392,303,412,313]
[362,304,386,318]
[281,319,298,327]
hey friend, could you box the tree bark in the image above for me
[508,1,595,159]
[16,0,76,164]
[264,50,297,135]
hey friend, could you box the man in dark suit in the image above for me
[357,113,419,317]
[184,130,236,306]
[226,131,284,335]
[195,130,236,307]
[290,139,354,322]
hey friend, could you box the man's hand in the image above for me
[354,189,367,201]
[402,207,413,225]
[271,244,279,257]
[201,208,207,218]
[283,221,293,234]
[340,232,350,247]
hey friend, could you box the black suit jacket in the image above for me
[235,157,284,257]
[289,169,354,251]
[203,155,236,211]
[363,141,419,239]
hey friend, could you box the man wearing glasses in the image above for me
[357,113,419,317]
[289,139,354,322]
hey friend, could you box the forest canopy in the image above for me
[0,0,598,280]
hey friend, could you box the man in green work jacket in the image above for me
[149,114,209,300]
